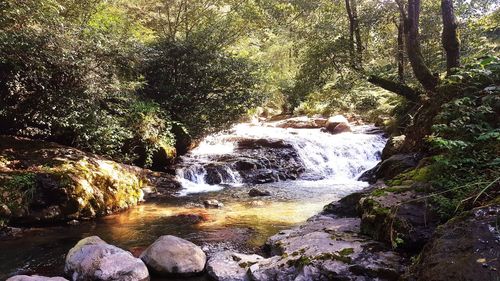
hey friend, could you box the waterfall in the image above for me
[176,122,386,195]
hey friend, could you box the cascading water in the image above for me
[176,121,387,195]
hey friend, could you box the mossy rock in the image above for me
[0,135,151,225]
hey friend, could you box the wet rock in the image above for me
[381,135,406,160]
[236,139,293,149]
[330,122,352,134]
[248,200,265,207]
[358,186,439,252]
[359,153,421,183]
[321,182,385,217]
[206,251,265,281]
[323,115,350,134]
[140,235,206,276]
[248,188,271,197]
[0,135,165,225]
[408,205,500,281]
[251,215,405,280]
[0,204,12,217]
[204,199,224,209]
[67,219,79,226]
[65,236,149,281]
[272,116,328,129]
[6,276,68,281]
[0,226,23,239]
[168,212,210,225]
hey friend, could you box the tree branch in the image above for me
[368,75,420,101]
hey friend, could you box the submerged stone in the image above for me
[6,276,68,281]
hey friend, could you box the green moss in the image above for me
[287,255,312,268]
[338,248,354,256]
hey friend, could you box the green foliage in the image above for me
[426,56,500,219]
[142,40,263,139]
[0,173,37,217]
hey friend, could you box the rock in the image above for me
[376,154,421,180]
[67,219,79,226]
[248,200,265,207]
[323,115,350,134]
[358,186,439,252]
[271,116,328,129]
[65,236,149,281]
[236,138,293,149]
[250,215,405,280]
[0,204,12,217]
[6,276,68,281]
[0,135,178,225]
[204,199,224,209]
[206,251,265,281]
[408,205,500,281]
[381,135,406,160]
[0,226,23,238]
[359,153,421,183]
[330,122,352,134]
[140,235,206,276]
[248,188,271,197]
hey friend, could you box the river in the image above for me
[0,121,386,280]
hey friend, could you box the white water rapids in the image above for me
[176,122,387,195]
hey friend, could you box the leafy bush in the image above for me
[142,40,263,139]
[426,56,500,219]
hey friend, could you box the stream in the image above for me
[0,121,386,280]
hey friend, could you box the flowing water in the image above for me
[0,121,386,280]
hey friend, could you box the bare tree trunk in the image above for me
[397,15,405,82]
[345,0,356,68]
[398,0,439,92]
[441,0,460,72]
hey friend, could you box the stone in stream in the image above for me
[6,276,68,281]
[64,236,149,281]
[204,199,224,208]
[322,115,351,134]
[248,188,271,197]
[140,235,206,276]
[206,251,265,281]
[248,214,405,281]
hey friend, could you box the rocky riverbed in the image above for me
[2,116,498,281]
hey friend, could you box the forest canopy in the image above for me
[0,0,498,169]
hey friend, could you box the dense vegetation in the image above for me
[1,0,498,208]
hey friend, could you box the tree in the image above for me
[397,0,439,92]
[345,0,362,69]
[441,0,460,73]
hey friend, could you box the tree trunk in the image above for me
[441,0,460,72]
[345,0,362,69]
[397,15,405,83]
[345,0,356,68]
[400,0,439,92]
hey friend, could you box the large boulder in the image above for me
[271,116,328,129]
[408,205,500,281]
[140,235,206,276]
[323,115,351,134]
[358,153,421,183]
[0,135,179,225]
[6,276,68,281]
[248,188,271,197]
[249,215,405,280]
[381,135,406,160]
[206,251,265,281]
[358,185,439,252]
[64,236,149,281]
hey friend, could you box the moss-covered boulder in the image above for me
[0,135,165,225]
[358,168,439,252]
[407,205,500,281]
